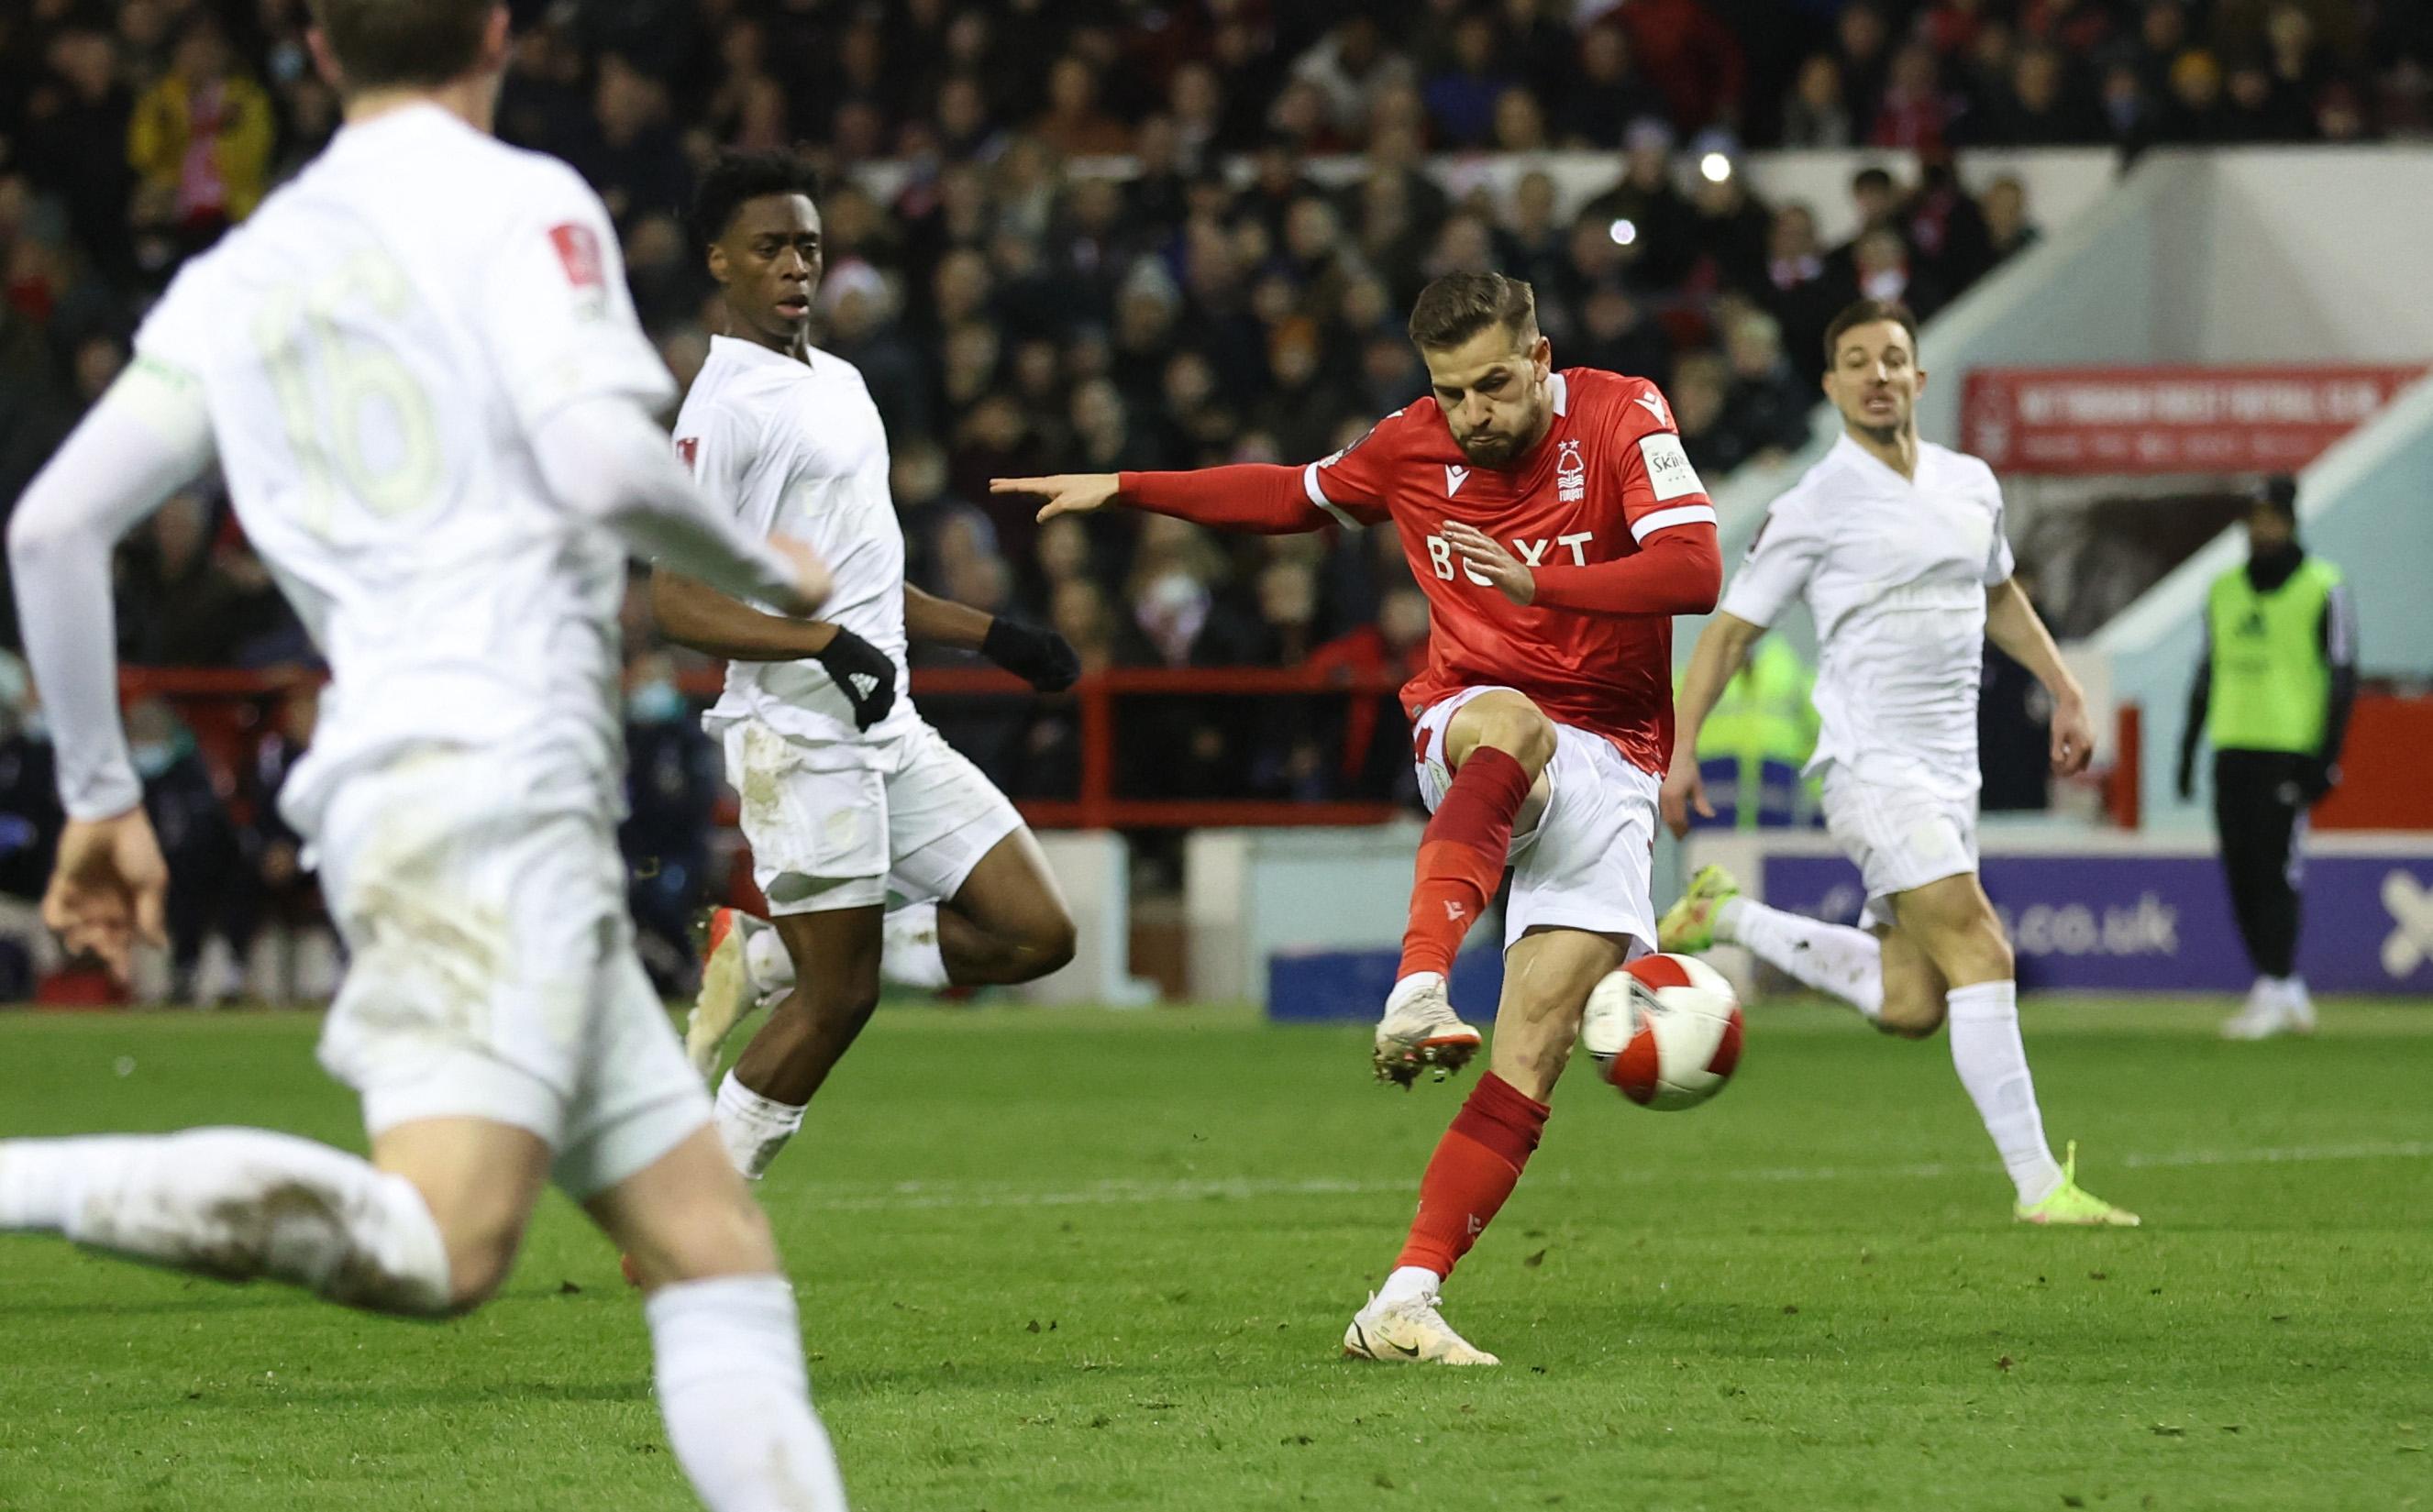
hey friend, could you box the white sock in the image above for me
[714,1073,807,1179]
[647,1275,848,1512]
[1377,1264,1441,1306]
[741,915,793,998]
[1718,897,1883,1021]
[0,1127,451,1315]
[1945,982,2064,1206]
[881,901,951,991]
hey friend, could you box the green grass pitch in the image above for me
[2,999,2427,1511]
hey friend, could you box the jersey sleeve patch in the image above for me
[1636,432,1703,502]
[675,436,701,473]
[547,223,605,291]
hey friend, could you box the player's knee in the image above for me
[1874,998,1943,1039]
[1476,706,1557,774]
[1022,909,1078,978]
[432,1210,531,1315]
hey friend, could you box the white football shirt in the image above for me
[128,104,677,831]
[675,335,912,747]
[1720,433,2017,797]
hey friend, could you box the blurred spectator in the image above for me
[1035,55,1132,158]
[0,653,63,996]
[566,54,690,226]
[1832,3,1897,127]
[127,17,274,251]
[1721,307,1815,460]
[621,654,720,995]
[1562,27,1668,149]
[1782,55,1856,148]
[1423,14,1515,149]
[2154,50,2234,142]
[1981,44,2107,143]
[1982,174,2043,266]
[128,698,248,1004]
[25,28,138,284]
[1617,0,1747,134]
[1670,349,1748,477]
[1290,16,1418,142]
[116,494,290,668]
[237,683,331,1004]
[1580,119,1697,285]
[1872,43,1963,153]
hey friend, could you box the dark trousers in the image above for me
[2212,749,2310,979]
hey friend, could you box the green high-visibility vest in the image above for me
[2205,557,2339,755]
[1692,640,1821,827]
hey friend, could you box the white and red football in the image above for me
[1579,953,1744,1110]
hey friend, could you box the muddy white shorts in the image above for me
[719,716,1023,916]
[1818,760,1982,928]
[311,747,708,1201]
[1412,687,1660,954]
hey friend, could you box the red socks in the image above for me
[1399,746,1532,979]
[1395,1072,1551,1278]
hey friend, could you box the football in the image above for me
[1579,954,1745,1109]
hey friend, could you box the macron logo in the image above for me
[1634,390,1670,427]
[1444,464,1470,497]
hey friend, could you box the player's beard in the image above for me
[1454,398,1548,468]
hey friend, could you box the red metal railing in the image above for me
[116,664,1415,831]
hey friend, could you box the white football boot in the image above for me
[1343,1290,1500,1366]
[2281,977,2318,1034]
[685,907,761,1079]
[1372,972,1483,1087]
[2221,977,2301,1041]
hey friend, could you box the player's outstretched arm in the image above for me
[903,585,1079,692]
[651,568,842,662]
[1985,576,2095,776]
[1663,613,1768,839]
[533,395,827,617]
[992,465,1335,535]
[7,361,214,978]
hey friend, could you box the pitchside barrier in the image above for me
[1684,825,2433,999]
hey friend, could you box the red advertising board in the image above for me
[1963,366,2423,474]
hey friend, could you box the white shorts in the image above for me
[1412,687,1659,953]
[720,717,1023,916]
[1819,761,1982,929]
[312,748,709,1201]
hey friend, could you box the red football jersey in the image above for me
[1303,369,1716,775]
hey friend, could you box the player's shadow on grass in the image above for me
[129,1379,652,1414]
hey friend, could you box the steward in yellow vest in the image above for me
[2175,476,2358,1040]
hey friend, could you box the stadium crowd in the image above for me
[0,0,2423,997]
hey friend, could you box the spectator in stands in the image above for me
[237,683,327,1004]
[1763,202,1835,379]
[1831,2,1896,127]
[621,654,720,996]
[127,16,274,251]
[1685,140,1772,297]
[1721,307,1815,461]
[565,53,690,226]
[1562,26,1667,149]
[1982,44,2108,144]
[24,27,138,286]
[1781,54,1856,148]
[127,698,247,1004]
[1872,42,1963,153]
[1851,225,1948,322]
[1670,349,1748,477]
[1983,174,2042,266]
[1423,14,1515,149]
[1581,118,1697,286]
[0,653,63,997]
[1291,15,1419,143]
[2153,50,2234,142]
[1618,0,1747,134]
[1035,54,1133,158]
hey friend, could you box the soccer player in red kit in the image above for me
[993,271,1721,1364]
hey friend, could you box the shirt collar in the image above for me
[712,333,814,372]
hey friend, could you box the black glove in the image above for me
[814,627,898,731]
[981,616,1081,692]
